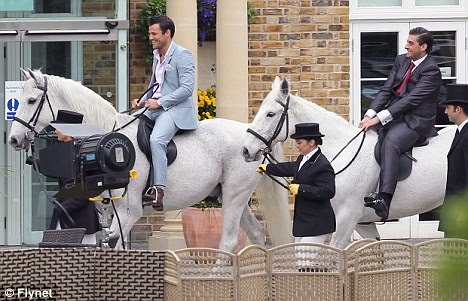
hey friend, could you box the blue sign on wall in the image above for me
[0,0,33,12]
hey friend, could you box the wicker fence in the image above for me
[0,239,465,300]
[0,248,165,300]
[165,239,467,301]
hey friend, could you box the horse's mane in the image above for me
[46,73,119,131]
[290,93,356,131]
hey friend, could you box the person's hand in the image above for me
[289,184,299,196]
[358,116,371,129]
[256,163,268,174]
[145,98,161,110]
[131,98,142,109]
[359,116,380,131]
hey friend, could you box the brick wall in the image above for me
[247,0,350,126]
[81,1,117,106]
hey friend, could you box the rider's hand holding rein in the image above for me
[144,98,162,110]
[131,98,143,109]
[256,163,269,174]
[359,115,380,131]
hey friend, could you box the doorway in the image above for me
[0,5,128,245]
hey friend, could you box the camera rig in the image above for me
[37,125,136,198]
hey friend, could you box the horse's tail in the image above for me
[256,143,293,246]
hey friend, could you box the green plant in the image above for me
[134,0,166,60]
[191,196,222,210]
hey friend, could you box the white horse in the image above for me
[8,69,292,251]
[242,77,451,249]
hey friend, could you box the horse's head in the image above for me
[8,69,59,150]
[242,76,291,162]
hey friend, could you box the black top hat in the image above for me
[290,123,324,139]
[439,84,468,106]
[51,110,84,124]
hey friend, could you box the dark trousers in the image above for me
[379,119,420,195]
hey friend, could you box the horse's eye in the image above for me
[267,112,276,117]
[28,98,36,104]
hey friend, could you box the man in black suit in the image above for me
[359,27,442,221]
[438,84,468,235]
[257,123,336,245]
[48,110,101,245]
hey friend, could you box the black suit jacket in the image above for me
[439,125,468,231]
[370,54,442,138]
[266,148,336,237]
[50,179,101,235]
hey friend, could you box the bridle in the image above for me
[13,76,56,142]
[246,94,291,163]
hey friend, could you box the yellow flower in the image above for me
[198,86,216,121]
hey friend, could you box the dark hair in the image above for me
[409,27,434,54]
[148,15,175,38]
[456,104,468,115]
[304,137,323,145]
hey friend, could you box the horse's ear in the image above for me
[273,76,282,88]
[280,78,290,97]
[20,68,31,79]
[27,68,43,85]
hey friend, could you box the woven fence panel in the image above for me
[269,243,344,301]
[238,246,269,301]
[0,248,165,301]
[94,249,165,300]
[415,239,468,301]
[28,248,95,300]
[343,239,376,301]
[175,248,237,301]
[355,241,413,301]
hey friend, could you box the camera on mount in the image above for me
[35,123,136,198]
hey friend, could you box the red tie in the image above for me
[396,62,415,94]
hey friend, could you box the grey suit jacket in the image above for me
[143,42,198,130]
[371,54,442,138]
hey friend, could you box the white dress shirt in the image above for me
[299,148,318,170]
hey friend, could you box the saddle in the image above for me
[137,114,187,190]
[374,134,429,181]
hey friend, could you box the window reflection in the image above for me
[361,32,398,78]
[34,0,71,14]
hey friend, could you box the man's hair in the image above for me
[409,27,434,54]
[456,104,468,115]
[148,15,175,38]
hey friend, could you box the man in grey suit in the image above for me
[133,16,198,210]
[359,27,442,221]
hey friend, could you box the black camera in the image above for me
[37,130,136,198]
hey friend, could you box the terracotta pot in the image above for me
[181,207,248,253]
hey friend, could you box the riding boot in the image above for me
[142,186,164,211]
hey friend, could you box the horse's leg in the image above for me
[240,205,265,246]
[218,189,255,253]
[106,189,143,249]
[330,208,364,249]
[354,222,380,241]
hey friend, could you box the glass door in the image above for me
[1,1,128,245]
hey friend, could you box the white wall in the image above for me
[197,41,216,90]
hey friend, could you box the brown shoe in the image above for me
[142,186,164,211]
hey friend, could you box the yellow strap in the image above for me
[89,196,123,202]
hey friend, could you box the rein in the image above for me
[331,129,366,175]
[113,82,159,132]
